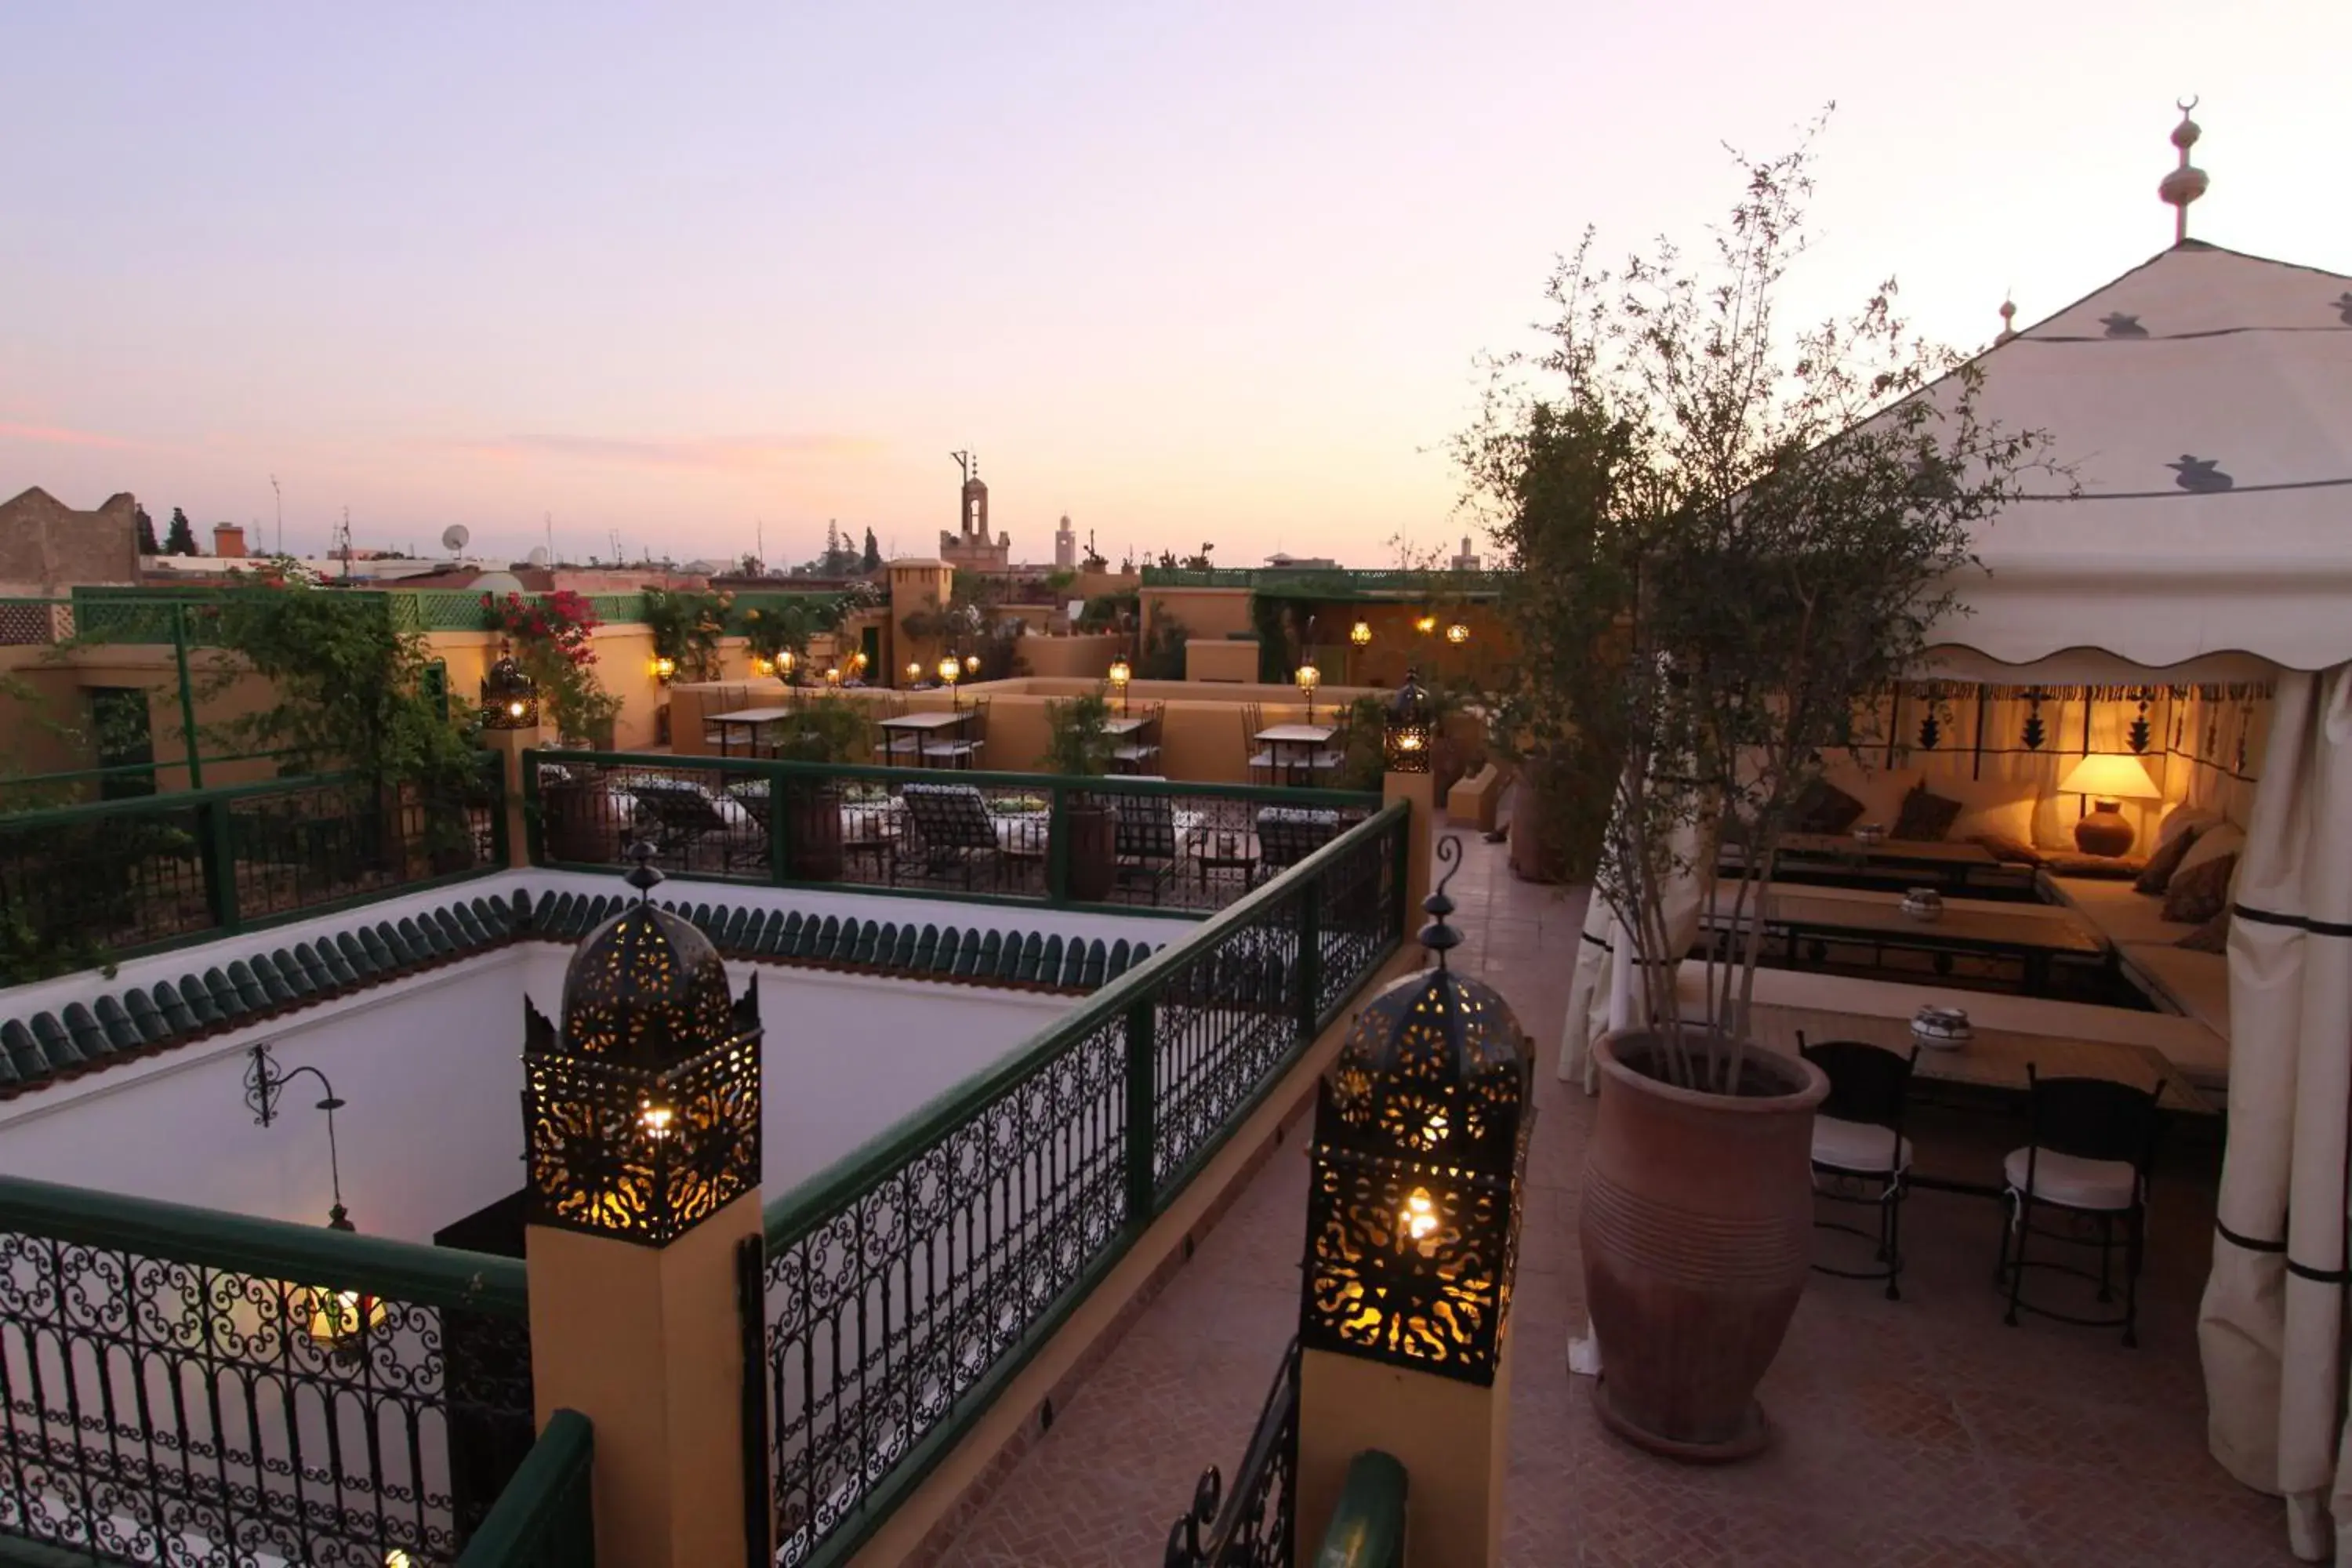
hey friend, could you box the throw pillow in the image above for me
[2133,820,2206,895]
[1893,782,1963,843]
[1791,778,1866,835]
[2162,851,2238,924]
[2175,821,2246,880]
[2176,906,2230,953]
[2156,804,2222,849]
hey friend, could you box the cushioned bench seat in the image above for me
[2042,874,2231,1090]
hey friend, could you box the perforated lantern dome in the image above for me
[480,652,539,730]
[1300,838,1533,1385]
[524,849,761,1245]
[1384,669,1435,773]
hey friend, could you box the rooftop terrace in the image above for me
[928,837,2288,1567]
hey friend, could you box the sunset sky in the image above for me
[3,3,2343,569]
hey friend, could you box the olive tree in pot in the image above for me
[761,694,870,881]
[1044,686,1118,902]
[1458,125,2044,1458]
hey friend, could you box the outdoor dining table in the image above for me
[1704,883,2107,997]
[1744,998,2215,1196]
[1254,724,1334,786]
[877,709,975,767]
[708,706,800,757]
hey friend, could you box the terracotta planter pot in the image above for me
[1065,800,1116,902]
[783,782,844,882]
[1581,1029,1827,1461]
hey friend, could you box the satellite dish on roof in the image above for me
[441,524,470,556]
[527,546,552,568]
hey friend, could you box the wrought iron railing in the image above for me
[452,1410,594,1568]
[0,760,504,985]
[0,1175,535,1566]
[524,750,1379,916]
[1163,1341,1300,1568]
[748,804,1407,1566]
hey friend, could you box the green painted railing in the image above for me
[0,1174,535,1564]
[1166,1341,1303,1566]
[0,755,506,986]
[1311,1450,1408,1568]
[524,748,1379,917]
[456,1410,596,1568]
[749,802,1410,1567]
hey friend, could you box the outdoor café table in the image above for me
[1254,723,1334,786]
[1704,884,2106,997]
[877,709,974,768]
[1742,998,2215,1194]
[708,706,799,757]
[1102,716,1149,738]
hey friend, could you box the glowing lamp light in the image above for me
[964,654,980,675]
[1385,669,1434,774]
[1300,838,1530,1386]
[480,648,538,730]
[752,655,775,678]
[652,654,677,681]
[2056,752,2164,857]
[1295,662,1322,722]
[1108,659,1132,714]
[1445,622,1471,645]
[1414,614,1438,636]
[1349,620,1373,648]
[855,652,871,672]
[300,1283,388,1352]
[640,1100,675,1140]
[823,666,841,687]
[907,660,924,682]
[778,649,795,676]
[386,1552,414,1568]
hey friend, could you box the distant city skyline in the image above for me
[3,3,2343,568]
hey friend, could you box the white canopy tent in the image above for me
[1548,241,2352,1559]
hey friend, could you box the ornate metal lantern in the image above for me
[1107,658,1132,714]
[1349,619,1373,648]
[652,654,678,682]
[1444,621,1471,646]
[524,848,762,1246]
[1300,838,1531,1385]
[1385,669,1434,773]
[1296,662,1322,722]
[480,647,539,730]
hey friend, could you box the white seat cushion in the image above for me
[1812,1115,1911,1175]
[2003,1146,2138,1210]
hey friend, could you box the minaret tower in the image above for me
[2158,99,2209,245]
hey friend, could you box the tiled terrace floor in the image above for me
[935,833,2291,1567]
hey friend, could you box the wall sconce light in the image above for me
[652,654,677,682]
[963,653,980,676]
[1414,614,1437,637]
[1107,659,1132,715]
[1385,668,1433,773]
[751,655,775,678]
[1445,622,1471,646]
[1299,837,1531,1385]
[1295,662,1322,723]
[480,644,539,730]
[907,660,924,684]
[855,652,871,673]
[245,1043,388,1352]
[824,667,841,687]
[1349,621,1373,648]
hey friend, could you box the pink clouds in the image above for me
[451,432,884,472]
[0,421,140,449]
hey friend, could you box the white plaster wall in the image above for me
[0,945,1074,1244]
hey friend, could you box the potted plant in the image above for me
[760,694,870,881]
[487,592,623,862]
[1044,686,1118,902]
[1457,129,2042,1458]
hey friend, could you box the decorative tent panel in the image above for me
[1910,245,2352,671]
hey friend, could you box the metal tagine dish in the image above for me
[1911,1004,1973,1049]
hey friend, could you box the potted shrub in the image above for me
[761,694,870,882]
[1457,131,2042,1457]
[1044,686,1118,902]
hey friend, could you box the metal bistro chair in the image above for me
[1798,1033,1920,1301]
[872,693,924,768]
[1112,702,1165,775]
[1998,1066,2165,1347]
[1240,702,1275,785]
[898,782,1004,890]
[1112,786,1180,904]
[1252,806,1340,885]
[924,696,989,771]
[622,780,760,874]
[700,685,750,753]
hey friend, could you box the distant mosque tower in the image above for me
[940,450,1011,571]
[1054,513,1077,570]
[1450,534,1482,572]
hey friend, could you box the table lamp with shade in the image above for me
[2056,753,2164,856]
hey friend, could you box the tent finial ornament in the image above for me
[1996,297,2017,343]
[2158,97,2208,246]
